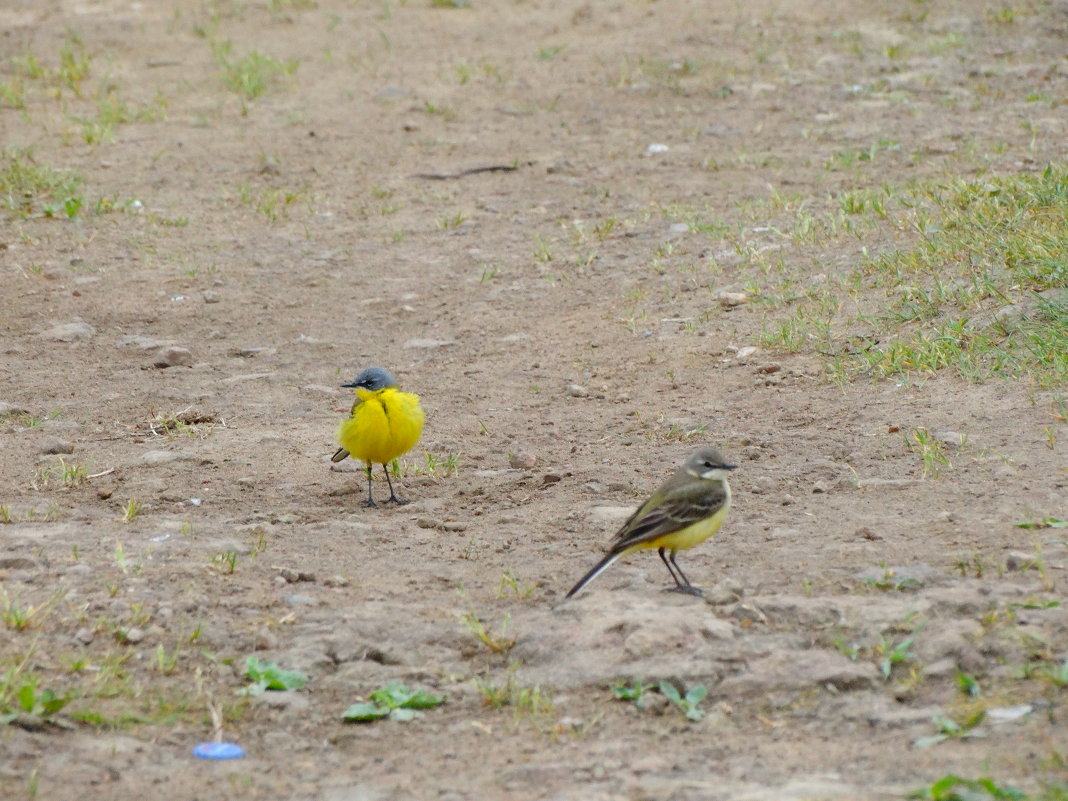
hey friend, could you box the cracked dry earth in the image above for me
[1,0,1067,800]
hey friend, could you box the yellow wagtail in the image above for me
[566,447,736,598]
[331,367,424,507]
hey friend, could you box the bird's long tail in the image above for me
[565,551,623,599]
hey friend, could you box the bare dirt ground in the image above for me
[1,0,1066,799]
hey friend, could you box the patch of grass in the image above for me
[237,182,304,221]
[460,610,515,653]
[906,428,951,478]
[0,149,84,217]
[212,550,238,574]
[877,631,919,680]
[909,774,1026,800]
[215,44,298,101]
[0,586,66,632]
[31,458,88,490]
[341,681,444,722]
[852,164,1068,384]
[497,569,536,599]
[476,664,553,719]
[864,563,922,591]
[122,498,142,522]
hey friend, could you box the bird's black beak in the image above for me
[340,380,358,388]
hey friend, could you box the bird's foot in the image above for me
[362,498,378,508]
[385,495,409,505]
[665,585,704,597]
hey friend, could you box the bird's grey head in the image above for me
[341,366,398,391]
[684,447,737,480]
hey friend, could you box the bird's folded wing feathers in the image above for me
[331,447,350,463]
[609,482,727,551]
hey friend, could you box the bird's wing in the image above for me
[609,481,728,552]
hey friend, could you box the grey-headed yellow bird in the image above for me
[332,367,424,507]
[566,447,735,598]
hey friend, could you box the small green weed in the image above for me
[238,656,307,695]
[341,681,444,722]
[914,710,987,748]
[212,550,239,574]
[909,774,1025,800]
[122,499,142,522]
[657,680,708,721]
[460,610,515,653]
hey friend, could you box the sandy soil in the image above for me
[1,0,1066,799]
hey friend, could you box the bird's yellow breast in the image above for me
[337,387,424,466]
[633,485,731,554]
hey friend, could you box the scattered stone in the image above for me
[116,334,162,351]
[1004,551,1037,571]
[668,222,689,234]
[231,347,264,358]
[141,450,194,466]
[153,346,193,368]
[122,627,145,644]
[931,430,965,449]
[508,451,537,470]
[718,649,878,694]
[749,476,776,495]
[402,338,457,349]
[756,363,781,374]
[567,384,589,398]
[715,291,748,308]
[40,319,94,342]
[735,346,759,359]
[279,568,317,583]
[39,437,74,455]
[541,473,562,485]
[251,691,310,713]
[442,521,469,532]
[74,627,95,645]
[0,401,29,417]
[856,478,916,489]
[0,557,40,570]
[282,593,319,607]
[416,517,441,529]
[589,506,633,527]
[987,704,1033,723]
[704,578,743,605]
[921,658,958,679]
[323,576,350,588]
[811,480,829,494]
[202,290,221,303]
[854,563,947,588]
[728,603,768,625]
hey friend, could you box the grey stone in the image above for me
[153,346,193,368]
[718,649,878,694]
[40,319,94,342]
[567,384,589,398]
[116,334,162,351]
[508,451,537,469]
[39,437,74,455]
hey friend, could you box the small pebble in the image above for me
[40,319,95,342]
[756,363,781,374]
[416,517,441,529]
[122,627,145,644]
[567,384,589,398]
[508,451,537,470]
[323,575,350,588]
[202,290,221,303]
[1004,551,1037,571]
[442,521,469,532]
[154,346,194,368]
[736,346,759,359]
[39,437,74,455]
[716,291,748,308]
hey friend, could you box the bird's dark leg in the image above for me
[658,547,683,587]
[662,548,703,596]
[363,464,377,508]
[382,462,408,505]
